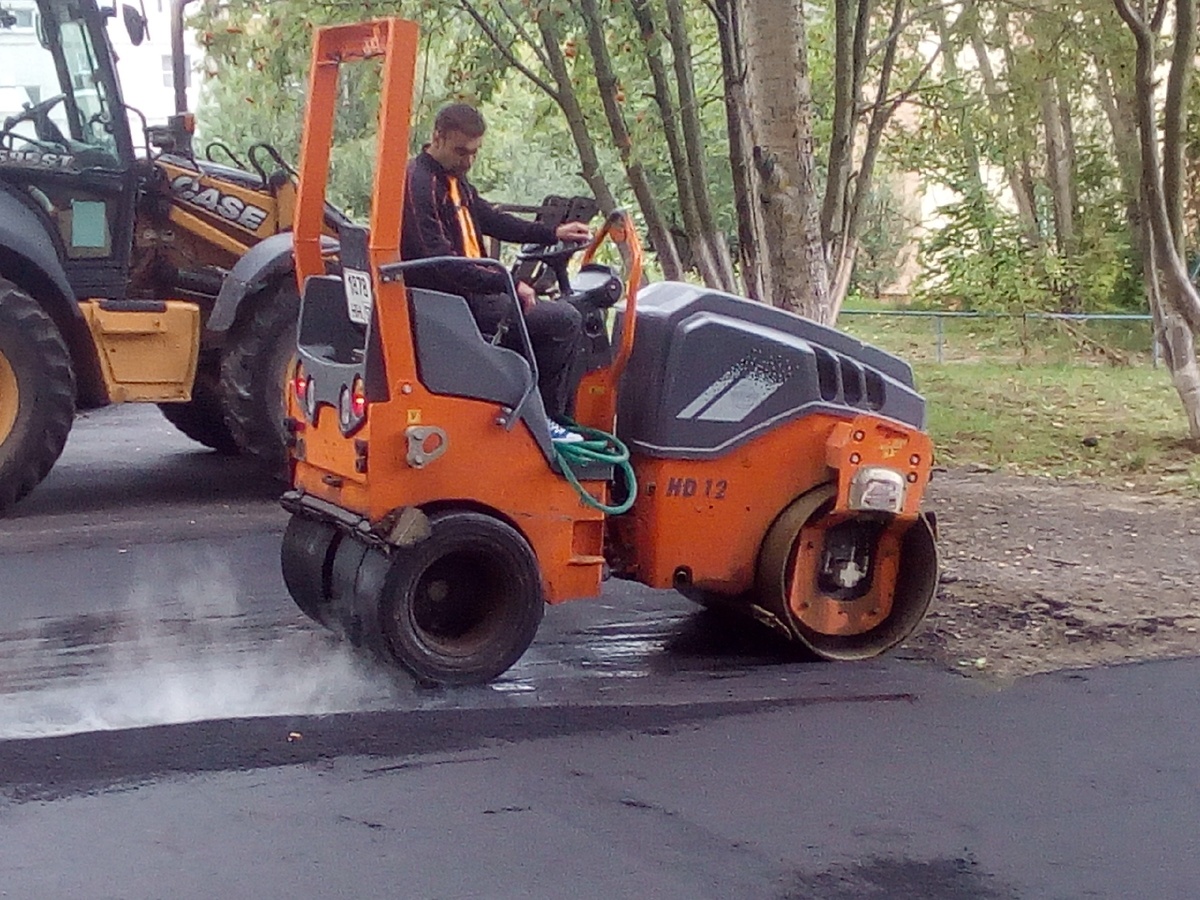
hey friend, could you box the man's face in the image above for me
[429,128,483,176]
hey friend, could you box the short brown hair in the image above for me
[434,103,486,139]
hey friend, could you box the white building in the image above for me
[0,0,199,137]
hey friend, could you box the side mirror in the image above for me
[122,4,146,45]
[0,8,16,29]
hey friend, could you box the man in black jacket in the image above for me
[401,103,592,444]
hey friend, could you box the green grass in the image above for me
[836,314,1200,492]
[840,309,1157,366]
[913,363,1200,490]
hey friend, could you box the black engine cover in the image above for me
[615,282,925,459]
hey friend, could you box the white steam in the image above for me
[0,552,403,739]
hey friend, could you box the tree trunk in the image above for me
[1094,57,1144,275]
[629,0,720,286]
[828,0,906,321]
[578,0,683,279]
[536,17,619,216]
[970,30,1040,242]
[1162,0,1194,255]
[739,0,830,320]
[1041,77,1075,256]
[664,0,736,291]
[1113,0,1200,438]
[713,0,765,300]
[1041,75,1080,311]
[820,0,869,250]
[932,3,991,251]
[457,1,619,217]
[1146,217,1200,437]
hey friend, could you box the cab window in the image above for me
[57,19,117,157]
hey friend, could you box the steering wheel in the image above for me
[0,94,68,149]
[515,239,590,296]
[517,239,589,265]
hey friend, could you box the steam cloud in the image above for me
[0,551,405,739]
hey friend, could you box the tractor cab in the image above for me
[0,0,139,294]
[0,0,136,167]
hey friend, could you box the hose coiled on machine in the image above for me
[552,424,638,516]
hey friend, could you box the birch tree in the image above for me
[1112,0,1200,437]
[736,0,830,320]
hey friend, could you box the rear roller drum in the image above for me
[281,515,340,625]
[757,484,938,660]
[376,510,544,686]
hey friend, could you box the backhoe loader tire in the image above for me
[0,279,74,514]
[157,353,239,454]
[378,510,544,686]
[220,280,298,475]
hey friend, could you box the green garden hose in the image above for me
[553,424,638,515]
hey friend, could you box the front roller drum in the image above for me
[375,510,545,686]
[757,484,938,660]
[283,509,546,686]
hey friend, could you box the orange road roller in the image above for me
[279,18,939,685]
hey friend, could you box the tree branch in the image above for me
[493,0,553,73]
[454,0,560,101]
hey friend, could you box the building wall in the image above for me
[0,0,200,136]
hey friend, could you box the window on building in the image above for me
[162,54,191,89]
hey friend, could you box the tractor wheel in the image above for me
[378,510,544,686]
[219,280,299,474]
[157,353,240,454]
[281,515,340,625]
[0,278,75,514]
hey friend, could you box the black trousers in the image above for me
[466,293,583,421]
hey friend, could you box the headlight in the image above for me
[848,467,906,513]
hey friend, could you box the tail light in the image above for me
[293,364,316,422]
[292,363,307,405]
[338,375,367,435]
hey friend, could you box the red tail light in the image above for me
[351,377,367,418]
[338,376,368,435]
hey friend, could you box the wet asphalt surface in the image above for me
[1,405,1199,899]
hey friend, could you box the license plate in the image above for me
[343,268,373,325]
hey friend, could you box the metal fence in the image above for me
[838,309,1158,366]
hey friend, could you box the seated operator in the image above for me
[401,103,591,445]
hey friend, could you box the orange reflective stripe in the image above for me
[447,176,482,258]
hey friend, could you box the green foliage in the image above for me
[186,0,1175,324]
[850,180,911,299]
[468,78,610,203]
[888,0,1157,315]
[192,0,501,215]
[914,201,1045,311]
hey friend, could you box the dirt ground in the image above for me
[902,468,1200,679]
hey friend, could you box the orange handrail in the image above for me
[580,210,642,385]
